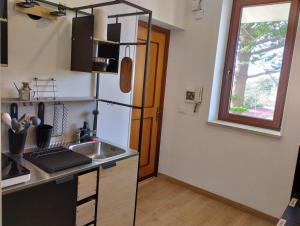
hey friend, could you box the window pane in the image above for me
[229,3,291,120]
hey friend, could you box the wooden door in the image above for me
[130,22,170,180]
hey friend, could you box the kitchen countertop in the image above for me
[2,143,138,195]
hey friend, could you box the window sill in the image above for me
[207,120,282,138]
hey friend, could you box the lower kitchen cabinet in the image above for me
[2,175,77,226]
[97,156,139,226]
[76,199,96,226]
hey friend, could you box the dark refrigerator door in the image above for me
[3,176,77,226]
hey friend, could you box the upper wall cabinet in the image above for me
[71,16,94,73]
[0,0,8,66]
[71,15,121,74]
[0,0,7,20]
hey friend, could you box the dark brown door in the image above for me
[130,22,170,180]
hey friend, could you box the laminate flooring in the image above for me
[136,176,274,226]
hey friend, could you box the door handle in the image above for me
[226,69,232,80]
[156,107,161,122]
[56,175,74,185]
[102,161,117,169]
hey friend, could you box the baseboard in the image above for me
[158,173,278,224]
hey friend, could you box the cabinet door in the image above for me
[97,156,138,226]
[1,21,8,66]
[3,176,77,226]
[0,0,7,19]
[71,15,94,72]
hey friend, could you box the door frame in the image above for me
[137,21,170,180]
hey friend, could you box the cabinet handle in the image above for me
[102,161,117,169]
[56,175,74,184]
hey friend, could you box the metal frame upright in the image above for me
[34,0,152,223]
[72,1,152,225]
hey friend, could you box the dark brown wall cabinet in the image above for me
[71,15,121,73]
[71,15,94,73]
[0,0,8,66]
[0,0,7,19]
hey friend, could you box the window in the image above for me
[219,0,300,131]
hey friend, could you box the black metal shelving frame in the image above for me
[36,0,152,225]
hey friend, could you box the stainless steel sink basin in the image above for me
[69,141,126,160]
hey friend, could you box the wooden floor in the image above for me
[136,176,274,226]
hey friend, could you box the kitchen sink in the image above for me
[69,141,126,160]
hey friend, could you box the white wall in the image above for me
[1,1,97,149]
[3,0,296,219]
[0,1,139,148]
[56,0,187,29]
[159,0,300,218]
[132,0,187,29]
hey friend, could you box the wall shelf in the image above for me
[71,18,121,74]
[1,97,96,104]
[14,0,59,21]
[97,99,142,109]
[93,39,119,45]
[92,71,118,75]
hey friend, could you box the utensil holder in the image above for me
[36,125,53,148]
[8,129,27,154]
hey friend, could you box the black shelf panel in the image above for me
[108,11,149,18]
[120,42,146,46]
[98,99,142,110]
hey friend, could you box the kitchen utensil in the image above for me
[92,109,99,136]
[120,45,133,93]
[50,3,66,17]
[10,103,18,119]
[16,0,35,8]
[92,57,110,72]
[13,82,19,92]
[24,121,31,132]
[23,147,92,173]
[1,113,12,128]
[18,114,27,123]
[38,102,45,124]
[36,102,53,148]
[8,129,27,154]
[36,125,53,148]
[30,116,41,126]
[17,82,34,101]
[52,103,67,137]
[11,118,22,133]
